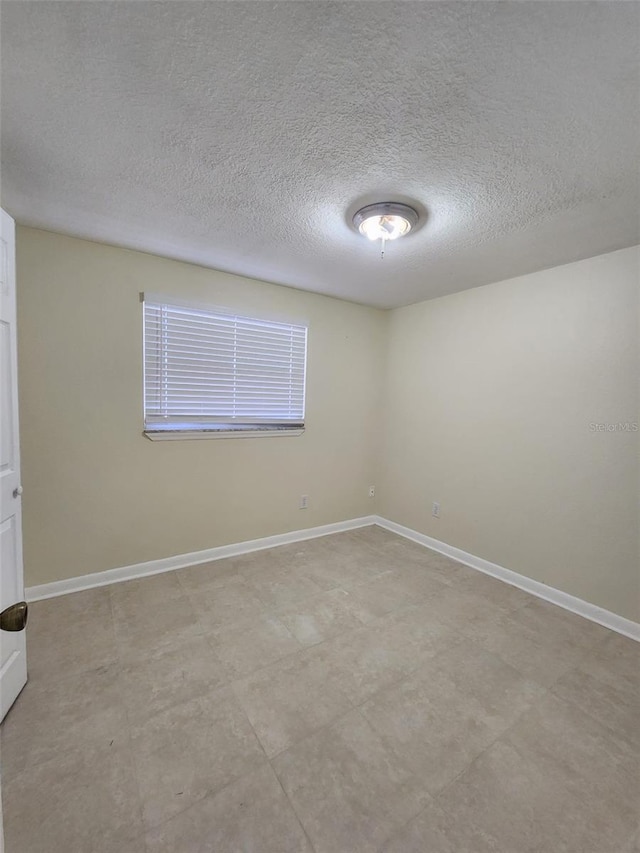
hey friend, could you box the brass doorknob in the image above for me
[0,601,28,632]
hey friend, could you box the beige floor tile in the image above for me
[436,737,584,852]
[269,537,328,561]
[1,663,128,778]
[232,643,353,757]
[118,635,228,725]
[3,740,143,853]
[26,588,118,684]
[524,598,612,647]
[328,605,458,705]
[273,708,430,853]
[30,586,113,627]
[110,571,184,612]
[387,563,452,599]
[437,692,639,852]
[348,527,434,562]
[208,613,301,679]
[176,556,244,591]
[184,575,266,631]
[296,549,390,591]
[575,630,640,694]
[346,525,395,547]
[325,583,387,624]
[360,532,468,584]
[361,639,545,793]
[246,565,325,609]
[232,544,295,576]
[417,582,521,644]
[470,598,611,687]
[454,568,536,611]
[276,588,366,646]
[418,550,471,585]
[381,800,497,853]
[290,531,395,590]
[333,528,465,591]
[298,533,352,554]
[112,588,203,663]
[145,764,312,853]
[557,631,640,753]
[501,692,639,819]
[478,623,582,687]
[620,829,640,852]
[26,618,118,687]
[130,687,266,829]
[552,664,639,752]
[338,569,430,622]
[375,537,441,567]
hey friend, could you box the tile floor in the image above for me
[1,526,638,852]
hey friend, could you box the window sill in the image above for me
[144,427,305,441]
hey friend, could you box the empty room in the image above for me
[0,2,638,851]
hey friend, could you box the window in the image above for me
[143,295,307,439]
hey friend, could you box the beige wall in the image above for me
[16,228,386,586]
[16,229,639,622]
[378,247,640,622]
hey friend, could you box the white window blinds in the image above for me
[143,297,307,434]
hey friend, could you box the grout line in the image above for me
[224,681,273,767]
[134,760,271,844]
[217,671,321,851]
[247,611,456,766]
[123,676,272,840]
[547,657,638,746]
[414,683,555,844]
[268,760,320,853]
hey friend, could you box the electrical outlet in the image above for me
[299,494,308,509]
[368,485,375,498]
[432,501,441,518]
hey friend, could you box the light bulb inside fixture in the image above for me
[359,214,412,242]
[352,203,419,256]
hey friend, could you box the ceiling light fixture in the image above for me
[352,202,419,259]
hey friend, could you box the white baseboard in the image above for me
[25,515,377,602]
[373,515,640,642]
[26,512,639,643]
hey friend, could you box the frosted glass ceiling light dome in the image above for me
[353,202,419,259]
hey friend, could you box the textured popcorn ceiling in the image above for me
[1,1,638,308]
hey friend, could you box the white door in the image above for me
[0,208,27,722]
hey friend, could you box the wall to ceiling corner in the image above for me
[376,246,640,622]
[16,227,387,586]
